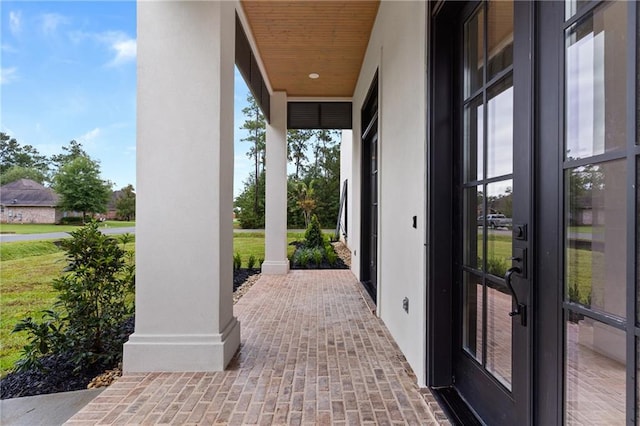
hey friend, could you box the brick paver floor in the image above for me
[67,270,448,425]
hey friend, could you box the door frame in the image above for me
[427,1,534,424]
[360,72,379,303]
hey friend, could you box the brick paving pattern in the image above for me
[67,270,448,425]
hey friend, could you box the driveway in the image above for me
[0,227,136,243]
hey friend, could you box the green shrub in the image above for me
[486,256,509,277]
[326,248,337,266]
[293,248,312,268]
[304,215,323,248]
[12,221,135,372]
[312,247,324,265]
[59,216,84,225]
[233,252,242,270]
[247,254,256,270]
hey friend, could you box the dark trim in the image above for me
[431,387,483,426]
[287,102,352,130]
[235,13,270,122]
[534,2,563,424]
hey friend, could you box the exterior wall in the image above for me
[339,130,353,245]
[351,1,427,386]
[1,206,58,224]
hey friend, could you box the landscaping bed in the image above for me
[0,268,261,400]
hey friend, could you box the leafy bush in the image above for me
[12,221,135,372]
[233,252,242,270]
[293,248,311,268]
[247,254,256,270]
[326,248,337,266]
[304,215,323,248]
[312,247,324,265]
[486,256,509,277]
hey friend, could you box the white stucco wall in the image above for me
[339,130,353,246]
[351,1,427,386]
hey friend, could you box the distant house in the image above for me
[0,179,63,224]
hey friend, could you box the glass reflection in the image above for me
[463,272,483,363]
[565,2,628,159]
[486,77,513,179]
[464,97,484,182]
[487,0,513,80]
[486,180,513,278]
[565,316,625,424]
[565,161,626,318]
[486,283,512,390]
[464,187,483,270]
[464,7,484,98]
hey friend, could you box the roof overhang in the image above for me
[238,1,380,99]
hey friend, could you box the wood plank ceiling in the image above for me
[240,1,380,98]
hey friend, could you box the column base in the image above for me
[261,260,289,275]
[122,317,240,372]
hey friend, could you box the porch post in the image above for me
[261,91,289,275]
[123,0,240,372]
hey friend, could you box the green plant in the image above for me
[11,221,135,372]
[247,254,256,270]
[304,215,323,248]
[12,310,67,372]
[486,256,509,277]
[233,252,242,270]
[294,248,311,268]
[568,281,580,304]
[326,248,337,266]
[312,247,324,265]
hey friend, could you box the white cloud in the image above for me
[68,30,136,67]
[1,43,18,53]
[40,13,69,35]
[77,128,101,147]
[9,11,21,35]
[108,38,136,67]
[1,67,18,85]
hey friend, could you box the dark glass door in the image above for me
[453,1,531,423]
[361,75,378,302]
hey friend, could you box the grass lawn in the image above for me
[0,230,313,376]
[0,221,135,235]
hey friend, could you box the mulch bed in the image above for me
[288,242,349,270]
[0,268,261,400]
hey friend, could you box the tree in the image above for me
[234,171,266,229]
[292,180,317,228]
[287,129,312,179]
[0,132,51,179]
[241,95,266,214]
[115,184,136,221]
[53,156,112,221]
[50,140,89,172]
[0,166,48,185]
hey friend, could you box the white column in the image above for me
[262,91,289,275]
[123,0,240,372]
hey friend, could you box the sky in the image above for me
[1,1,254,196]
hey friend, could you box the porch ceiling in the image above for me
[240,1,380,98]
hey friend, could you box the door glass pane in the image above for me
[486,76,513,179]
[565,0,591,20]
[565,160,627,318]
[565,317,625,424]
[487,0,513,81]
[464,186,483,270]
[565,1,628,160]
[464,96,484,182]
[637,158,640,324]
[464,7,484,98]
[486,180,513,277]
[463,272,483,363]
[486,281,512,390]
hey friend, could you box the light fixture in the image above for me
[308,73,320,79]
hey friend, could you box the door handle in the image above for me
[505,266,527,327]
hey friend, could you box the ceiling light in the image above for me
[309,73,320,79]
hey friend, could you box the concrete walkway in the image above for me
[1,389,104,426]
[66,270,448,425]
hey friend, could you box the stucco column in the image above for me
[123,0,240,372]
[262,91,289,275]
